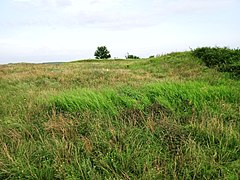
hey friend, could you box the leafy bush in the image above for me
[192,47,240,77]
[126,54,140,59]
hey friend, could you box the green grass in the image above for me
[0,51,239,179]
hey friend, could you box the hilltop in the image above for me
[0,51,239,179]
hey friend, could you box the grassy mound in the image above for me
[0,51,239,179]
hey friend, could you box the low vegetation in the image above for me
[125,53,140,59]
[192,47,240,78]
[0,50,239,179]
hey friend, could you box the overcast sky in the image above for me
[0,0,239,64]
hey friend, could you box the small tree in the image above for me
[94,46,111,59]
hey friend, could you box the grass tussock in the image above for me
[49,82,239,122]
[0,51,239,179]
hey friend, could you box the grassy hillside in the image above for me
[0,51,239,179]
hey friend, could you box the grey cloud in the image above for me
[9,0,238,30]
[153,0,236,14]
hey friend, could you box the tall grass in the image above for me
[0,51,239,179]
[49,82,239,121]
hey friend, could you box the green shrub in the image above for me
[125,54,140,59]
[192,47,240,78]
